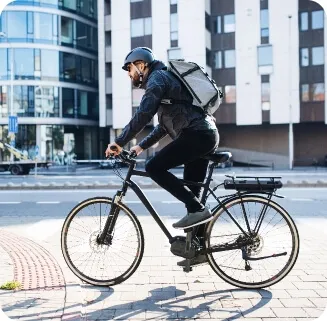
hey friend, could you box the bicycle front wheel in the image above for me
[61,197,144,286]
[205,195,299,289]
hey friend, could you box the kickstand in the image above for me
[183,228,193,272]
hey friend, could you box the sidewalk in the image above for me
[2,167,327,190]
[0,213,326,320]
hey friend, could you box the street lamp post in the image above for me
[288,15,294,170]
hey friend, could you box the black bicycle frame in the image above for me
[103,157,276,246]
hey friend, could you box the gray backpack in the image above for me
[161,59,223,115]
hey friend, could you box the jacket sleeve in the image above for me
[138,124,167,150]
[115,71,168,147]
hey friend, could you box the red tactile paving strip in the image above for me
[0,230,65,291]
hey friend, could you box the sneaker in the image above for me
[177,254,208,267]
[172,207,213,229]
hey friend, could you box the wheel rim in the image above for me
[206,196,299,288]
[61,198,143,285]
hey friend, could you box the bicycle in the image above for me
[61,148,299,289]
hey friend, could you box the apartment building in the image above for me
[100,0,326,167]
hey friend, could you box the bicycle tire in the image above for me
[61,197,144,286]
[205,195,299,289]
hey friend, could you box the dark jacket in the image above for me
[115,60,217,150]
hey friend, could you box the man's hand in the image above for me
[105,143,122,158]
[130,145,143,156]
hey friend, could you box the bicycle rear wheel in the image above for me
[61,197,144,286]
[205,195,299,289]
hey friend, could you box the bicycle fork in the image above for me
[97,191,123,245]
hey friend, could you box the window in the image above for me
[301,83,325,101]
[0,86,8,117]
[260,9,269,43]
[312,11,324,29]
[300,12,308,31]
[105,63,112,78]
[261,28,269,37]
[63,0,76,10]
[312,46,324,65]
[215,16,221,34]
[0,49,7,80]
[62,88,75,117]
[35,86,59,117]
[168,48,182,59]
[224,50,235,68]
[61,52,76,80]
[300,48,309,66]
[225,86,236,103]
[214,51,222,69]
[7,12,27,39]
[301,84,309,101]
[224,14,235,33]
[34,13,53,42]
[258,45,272,66]
[170,13,178,44]
[41,50,59,80]
[260,9,269,29]
[261,83,270,110]
[61,16,73,44]
[14,49,34,78]
[77,91,88,116]
[131,18,152,37]
[312,83,324,101]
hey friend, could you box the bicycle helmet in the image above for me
[122,47,155,70]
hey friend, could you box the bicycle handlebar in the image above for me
[108,146,137,162]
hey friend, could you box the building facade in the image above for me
[100,0,326,167]
[0,0,100,163]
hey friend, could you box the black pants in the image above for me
[145,129,219,213]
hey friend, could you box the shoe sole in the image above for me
[173,215,214,230]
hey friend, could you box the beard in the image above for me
[131,72,142,87]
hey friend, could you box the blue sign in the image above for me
[8,116,18,133]
[35,145,39,156]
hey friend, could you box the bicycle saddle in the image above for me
[202,151,232,163]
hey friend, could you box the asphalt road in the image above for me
[0,187,326,228]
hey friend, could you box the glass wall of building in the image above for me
[0,7,99,161]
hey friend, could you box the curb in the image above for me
[0,180,327,190]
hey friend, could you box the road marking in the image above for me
[36,201,61,204]
[290,198,313,202]
[0,201,21,204]
[162,200,181,204]
[124,201,142,204]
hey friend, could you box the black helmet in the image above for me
[122,47,155,70]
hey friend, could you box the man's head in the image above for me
[122,47,155,87]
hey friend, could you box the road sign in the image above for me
[8,116,18,133]
[10,139,15,148]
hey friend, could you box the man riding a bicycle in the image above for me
[105,47,219,265]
